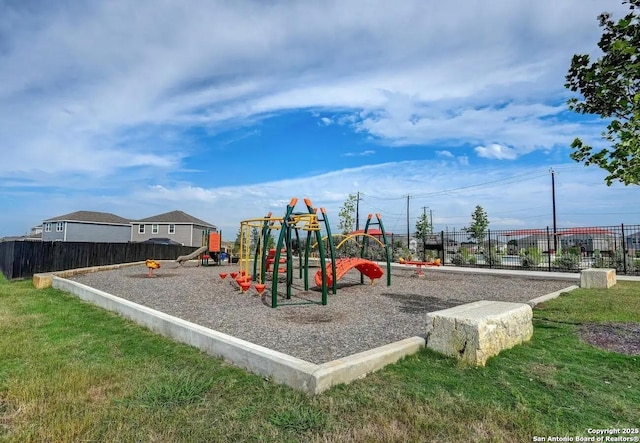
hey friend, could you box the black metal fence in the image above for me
[0,241,198,280]
[389,224,640,275]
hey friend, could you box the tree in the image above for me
[337,193,357,235]
[250,227,260,251]
[415,211,433,261]
[565,0,640,185]
[233,227,242,255]
[415,212,432,239]
[464,205,489,244]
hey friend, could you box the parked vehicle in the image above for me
[141,237,183,246]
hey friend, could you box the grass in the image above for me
[0,276,638,442]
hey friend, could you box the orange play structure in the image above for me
[399,257,442,275]
[314,257,384,287]
[265,248,287,273]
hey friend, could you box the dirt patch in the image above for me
[280,310,345,325]
[382,293,459,314]
[127,273,180,279]
[578,322,640,355]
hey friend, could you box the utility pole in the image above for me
[551,168,557,253]
[406,195,410,249]
[429,209,433,233]
[422,206,427,261]
[355,192,360,231]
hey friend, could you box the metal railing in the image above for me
[387,224,640,275]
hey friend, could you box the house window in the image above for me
[168,224,175,234]
[152,224,159,234]
[44,223,51,232]
[138,225,145,234]
[56,222,63,232]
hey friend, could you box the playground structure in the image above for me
[145,259,161,277]
[399,257,442,276]
[202,230,222,266]
[174,231,222,266]
[236,199,392,307]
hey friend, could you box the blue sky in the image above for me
[1,0,639,239]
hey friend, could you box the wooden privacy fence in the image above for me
[0,241,198,280]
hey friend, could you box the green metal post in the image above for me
[271,199,296,308]
[376,214,392,286]
[305,199,329,304]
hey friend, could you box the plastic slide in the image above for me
[175,245,208,265]
[314,258,384,287]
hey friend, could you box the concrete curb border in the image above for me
[44,264,619,394]
[527,285,580,307]
[52,277,423,395]
[33,262,144,289]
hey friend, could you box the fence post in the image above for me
[622,224,627,274]
[546,226,552,272]
[441,230,445,266]
[487,229,492,269]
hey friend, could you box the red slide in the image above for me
[315,258,384,287]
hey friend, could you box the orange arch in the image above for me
[315,257,383,287]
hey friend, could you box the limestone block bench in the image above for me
[426,300,533,366]
[580,268,616,289]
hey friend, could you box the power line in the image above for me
[361,169,550,203]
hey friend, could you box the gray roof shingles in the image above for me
[44,211,132,225]
[43,209,216,229]
[135,210,216,228]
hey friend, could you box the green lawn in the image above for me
[0,276,638,442]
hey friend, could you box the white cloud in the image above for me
[1,1,637,237]
[0,0,623,178]
[342,150,376,157]
[474,143,519,160]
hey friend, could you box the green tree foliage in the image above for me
[338,193,357,235]
[464,205,489,244]
[265,233,275,251]
[565,0,640,185]
[233,228,241,255]
[415,212,432,240]
[415,211,432,261]
[250,227,260,251]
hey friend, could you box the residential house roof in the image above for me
[135,210,216,229]
[44,211,131,225]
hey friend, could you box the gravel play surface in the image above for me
[69,262,576,364]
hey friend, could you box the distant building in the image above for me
[131,210,216,247]
[625,231,640,255]
[42,211,132,243]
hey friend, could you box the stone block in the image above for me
[32,273,54,289]
[426,300,533,366]
[580,268,616,289]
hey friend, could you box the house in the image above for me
[42,211,132,243]
[625,231,640,256]
[131,210,216,247]
[506,235,549,254]
[557,228,616,255]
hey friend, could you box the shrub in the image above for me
[451,253,468,266]
[592,256,610,268]
[554,253,580,270]
[567,246,581,256]
[520,255,536,268]
[485,249,501,266]
[611,250,636,272]
[520,247,541,269]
